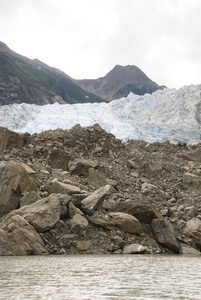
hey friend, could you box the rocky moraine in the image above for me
[1,124,201,256]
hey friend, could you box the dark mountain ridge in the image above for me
[0,41,104,105]
[0,41,164,105]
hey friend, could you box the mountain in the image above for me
[0,41,104,105]
[75,64,164,100]
[1,84,201,144]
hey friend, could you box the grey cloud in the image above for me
[1,0,201,89]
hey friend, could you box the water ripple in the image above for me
[0,255,201,300]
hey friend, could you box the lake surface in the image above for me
[0,254,201,300]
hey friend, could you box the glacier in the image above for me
[1,84,201,144]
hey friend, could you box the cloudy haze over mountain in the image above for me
[0,0,201,89]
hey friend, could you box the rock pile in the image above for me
[1,124,201,255]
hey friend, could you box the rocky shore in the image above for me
[1,124,201,255]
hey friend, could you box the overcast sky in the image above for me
[0,0,201,89]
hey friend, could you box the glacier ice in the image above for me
[1,84,201,144]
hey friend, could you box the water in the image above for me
[0,255,201,300]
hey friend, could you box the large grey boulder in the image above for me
[68,158,98,176]
[0,127,25,155]
[81,185,110,215]
[151,219,179,252]
[48,180,81,195]
[89,213,115,230]
[180,244,201,255]
[0,229,15,255]
[20,162,36,174]
[0,214,47,255]
[141,183,158,194]
[68,202,83,218]
[88,168,116,192]
[20,191,41,207]
[59,234,78,249]
[183,173,201,188]
[69,214,88,237]
[2,194,62,233]
[88,168,108,189]
[57,194,71,219]
[73,240,93,251]
[108,212,142,234]
[111,199,163,223]
[145,161,162,173]
[127,160,137,168]
[0,162,37,217]
[186,217,201,249]
[22,194,62,232]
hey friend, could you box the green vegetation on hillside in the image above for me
[0,50,105,104]
[43,67,104,103]
[0,51,55,88]
[0,41,163,104]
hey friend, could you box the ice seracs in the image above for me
[1,84,201,144]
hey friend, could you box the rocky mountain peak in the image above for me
[76,64,163,100]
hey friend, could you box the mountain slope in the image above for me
[76,64,163,100]
[0,42,104,105]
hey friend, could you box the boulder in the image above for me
[69,214,88,237]
[68,202,83,218]
[0,162,37,217]
[48,180,81,195]
[0,127,24,155]
[20,191,41,207]
[1,194,62,233]
[0,229,15,255]
[127,160,136,168]
[151,219,179,252]
[89,213,115,230]
[186,217,201,249]
[111,199,163,223]
[108,212,143,234]
[59,234,78,249]
[185,206,197,218]
[21,194,62,232]
[191,148,201,162]
[73,240,93,251]
[141,183,158,194]
[183,173,201,188]
[71,193,90,208]
[81,185,110,215]
[131,172,139,178]
[20,162,36,174]
[123,243,151,254]
[0,214,47,255]
[178,148,201,162]
[88,168,116,192]
[68,158,98,176]
[48,149,71,170]
[145,161,162,173]
[88,168,108,189]
[57,194,71,219]
[180,244,200,255]
[111,236,126,249]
